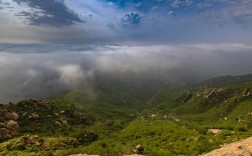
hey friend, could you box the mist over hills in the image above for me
[1,70,252,155]
[0,43,252,103]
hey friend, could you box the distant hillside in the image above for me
[1,74,252,155]
[199,73,252,88]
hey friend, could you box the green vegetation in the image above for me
[1,74,252,155]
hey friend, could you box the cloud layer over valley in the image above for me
[0,43,252,102]
[0,1,252,102]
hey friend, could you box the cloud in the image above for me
[0,0,252,44]
[58,64,92,88]
[0,43,252,102]
[108,2,114,6]
[168,10,176,16]
[118,12,142,28]
[171,0,193,8]
[12,0,84,26]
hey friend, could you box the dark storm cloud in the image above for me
[0,43,252,103]
[13,0,84,26]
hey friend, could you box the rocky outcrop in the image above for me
[173,90,193,103]
[24,135,42,146]
[0,108,19,120]
[22,135,53,149]
[202,88,252,100]
[202,137,252,156]
[0,120,19,139]
[5,120,19,134]
[16,99,52,114]
[0,128,11,139]
[0,107,19,140]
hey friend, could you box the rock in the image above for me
[0,109,19,120]
[60,142,67,147]
[42,141,50,149]
[55,121,61,126]
[35,141,41,146]
[247,92,251,97]
[237,145,243,150]
[0,114,19,139]
[4,111,19,120]
[207,129,223,134]
[0,128,11,139]
[22,112,27,117]
[135,144,144,154]
[5,120,18,129]
[201,137,252,156]
[60,119,68,125]
[54,113,60,116]
[28,112,39,120]
[173,90,193,102]
[0,123,5,128]
[5,120,19,135]
[24,135,40,145]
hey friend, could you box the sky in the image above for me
[0,0,252,102]
[0,0,252,44]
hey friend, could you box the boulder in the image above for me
[28,112,40,120]
[4,111,19,120]
[5,120,19,130]
[0,128,11,139]
[5,120,19,135]
[0,123,5,128]
[135,144,144,154]
[0,109,19,120]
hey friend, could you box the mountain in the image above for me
[0,73,252,155]
[199,74,252,88]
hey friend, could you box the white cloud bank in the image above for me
[0,43,252,102]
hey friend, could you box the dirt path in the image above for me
[201,137,252,156]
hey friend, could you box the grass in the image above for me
[1,79,252,155]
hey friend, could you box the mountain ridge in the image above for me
[0,73,252,155]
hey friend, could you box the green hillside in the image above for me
[1,74,252,155]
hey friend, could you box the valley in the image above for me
[1,74,252,155]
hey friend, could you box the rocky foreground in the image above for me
[202,137,252,156]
